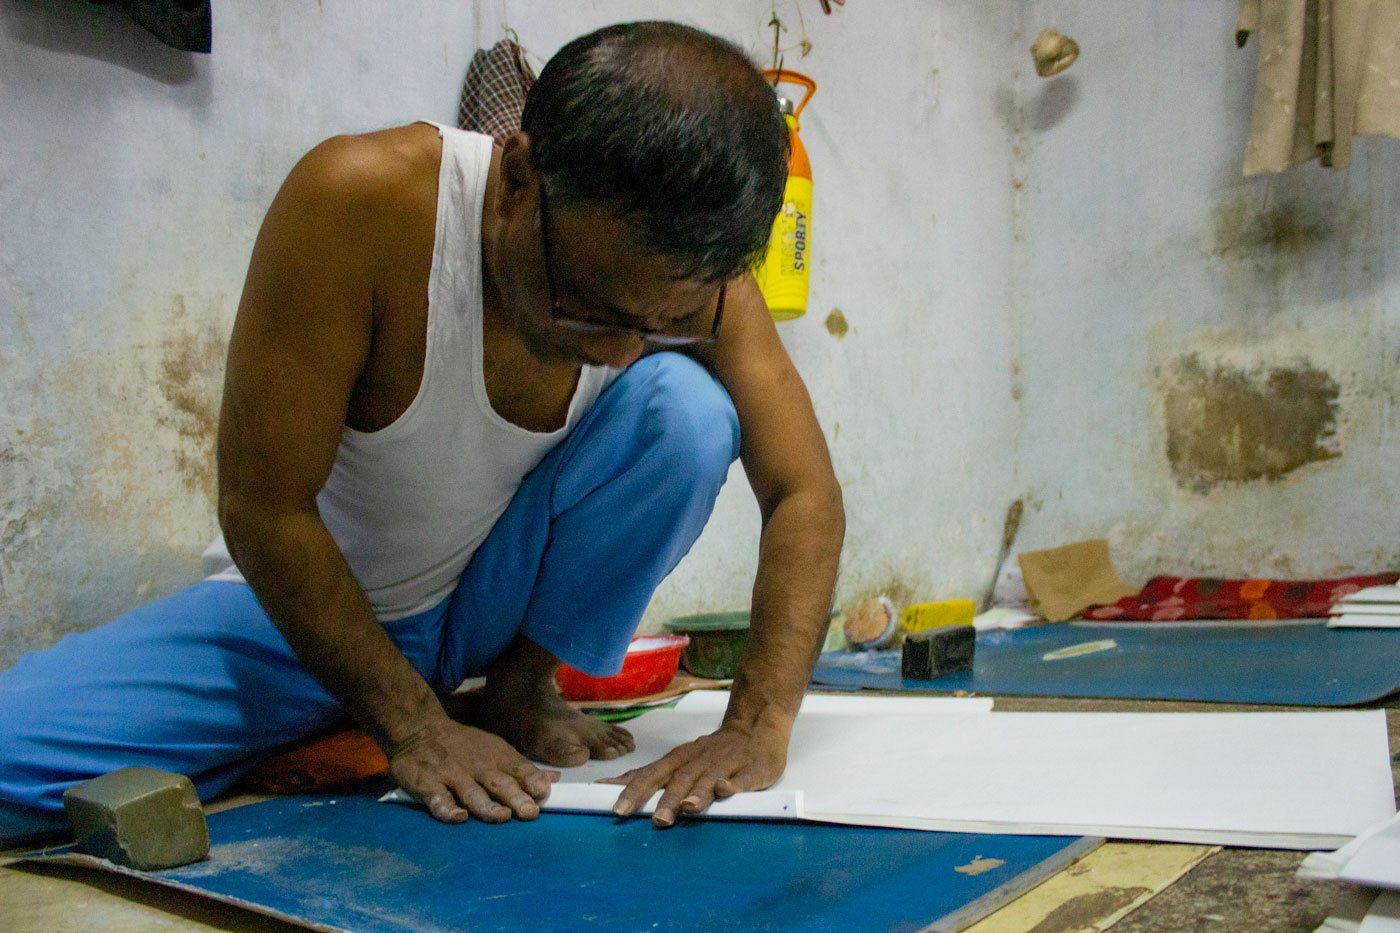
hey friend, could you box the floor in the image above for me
[2,695,1395,933]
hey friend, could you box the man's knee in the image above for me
[634,352,740,481]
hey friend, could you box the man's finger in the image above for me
[480,770,541,820]
[612,767,669,818]
[455,780,513,824]
[682,775,718,815]
[652,763,708,828]
[713,777,738,799]
[729,760,781,792]
[596,768,637,786]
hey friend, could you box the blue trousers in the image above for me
[0,354,739,842]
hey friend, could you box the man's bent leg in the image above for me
[0,581,448,842]
[435,353,738,765]
[437,352,740,685]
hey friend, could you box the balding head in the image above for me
[521,22,789,284]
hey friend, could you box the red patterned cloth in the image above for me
[1082,574,1399,621]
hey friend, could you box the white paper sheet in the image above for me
[379,784,803,820]
[712,691,994,716]
[376,695,992,819]
[1328,614,1400,629]
[1338,586,1400,605]
[1299,818,1383,880]
[559,699,1395,849]
[973,607,1041,632]
[1330,606,1400,617]
[1300,811,1400,906]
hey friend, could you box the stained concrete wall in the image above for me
[11,1,1389,669]
[0,0,484,664]
[1010,1,1400,581]
[1,1,1020,664]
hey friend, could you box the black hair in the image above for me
[521,21,789,284]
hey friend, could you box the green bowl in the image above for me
[663,611,751,679]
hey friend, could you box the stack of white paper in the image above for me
[1329,586,1400,629]
[558,692,1395,850]
[1302,812,1400,932]
[380,696,992,821]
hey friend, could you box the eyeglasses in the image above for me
[538,184,725,348]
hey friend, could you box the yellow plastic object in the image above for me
[901,600,977,635]
[755,69,816,322]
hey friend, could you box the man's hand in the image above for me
[389,717,560,824]
[599,723,789,827]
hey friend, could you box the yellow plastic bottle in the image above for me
[755,70,816,322]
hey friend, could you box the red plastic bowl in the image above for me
[555,635,690,702]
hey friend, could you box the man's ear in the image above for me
[498,131,537,205]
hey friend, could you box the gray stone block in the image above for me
[62,767,210,870]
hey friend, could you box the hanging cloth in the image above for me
[89,0,212,54]
[458,38,536,144]
[1237,0,1400,175]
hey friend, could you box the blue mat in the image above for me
[813,621,1400,706]
[33,790,1094,932]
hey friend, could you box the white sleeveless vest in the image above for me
[202,124,617,619]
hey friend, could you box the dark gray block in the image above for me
[902,624,976,680]
[63,766,210,870]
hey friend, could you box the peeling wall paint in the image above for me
[1161,356,1340,491]
[1014,0,1400,581]
[823,308,850,339]
[0,0,484,665]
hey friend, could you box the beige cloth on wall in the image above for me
[1237,0,1400,175]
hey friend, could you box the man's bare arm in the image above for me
[606,274,845,825]
[218,135,552,823]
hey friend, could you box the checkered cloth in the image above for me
[458,39,536,144]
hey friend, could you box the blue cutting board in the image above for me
[32,790,1096,932]
[813,621,1400,705]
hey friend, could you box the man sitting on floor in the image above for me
[0,21,844,841]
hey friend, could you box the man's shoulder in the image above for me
[286,123,442,218]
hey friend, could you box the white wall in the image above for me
[0,0,484,663]
[1010,1,1400,581]
[11,1,1389,668]
[1,1,1021,663]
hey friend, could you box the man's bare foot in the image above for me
[442,636,641,767]
[487,686,635,768]
[442,668,636,768]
